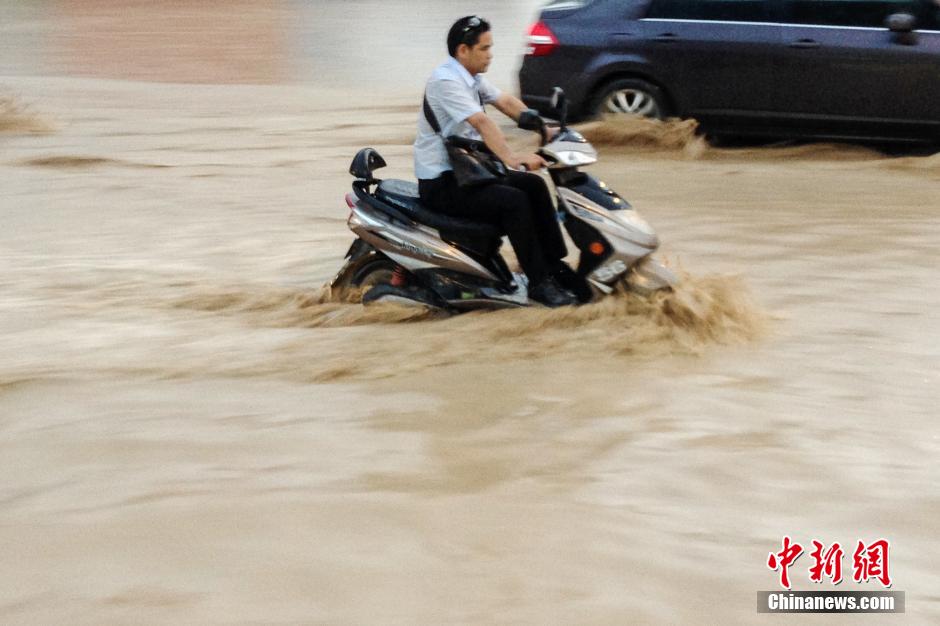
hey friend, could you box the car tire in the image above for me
[592,79,669,120]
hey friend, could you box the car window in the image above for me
[645,0,769,22]
[921,0,940,28]
[785,0,933,28]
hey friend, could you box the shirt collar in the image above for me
[446,57,480,89]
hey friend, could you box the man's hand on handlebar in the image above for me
[507,152,548,172]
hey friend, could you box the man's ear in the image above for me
[455,42,470,59]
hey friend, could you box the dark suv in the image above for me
[519,0,940,141]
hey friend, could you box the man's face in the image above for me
[458,30,494,75]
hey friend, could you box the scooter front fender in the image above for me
[624,256,678,295]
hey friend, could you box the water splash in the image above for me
[145,269,769,381]
[0,94,52,134]
[577,116,707,158]
[574,115,940,175]
[18,156,170,169]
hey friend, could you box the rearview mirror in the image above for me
[517,109,543,131]
[550,87,569,131]
[886,12,915,32]
[886,12,918,45]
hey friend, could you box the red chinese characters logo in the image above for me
[767,536,804,589]
[853,539,892,587]
[809,541,844,584]
[768,537,891,588]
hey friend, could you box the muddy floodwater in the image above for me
[1,2,939,624]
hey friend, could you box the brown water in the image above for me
[2,3,939,624]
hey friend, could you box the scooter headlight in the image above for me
[612,209,655,237]
[553,150,598,166]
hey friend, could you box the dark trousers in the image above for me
[418,170,567,285]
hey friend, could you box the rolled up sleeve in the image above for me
[478,76,502,105]
[427,78,484,132]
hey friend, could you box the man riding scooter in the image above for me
[414,15,578,307]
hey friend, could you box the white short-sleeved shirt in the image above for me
[413,57,502,180]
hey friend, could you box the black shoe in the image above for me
[551,261,593,303]
[528,276,577,308]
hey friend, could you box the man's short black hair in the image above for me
[447,15,491,57]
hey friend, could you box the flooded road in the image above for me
[2,2,939,624]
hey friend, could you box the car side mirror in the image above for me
[886,12,918,45]
[517,109,544,132]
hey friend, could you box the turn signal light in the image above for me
[526,21,559,57]
[345,193,356,209]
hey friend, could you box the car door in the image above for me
[910,3,940,129]
[775,0,940,135]
[637,0,782,122]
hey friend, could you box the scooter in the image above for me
[329,88,677,310]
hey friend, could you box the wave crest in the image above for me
[0,94,52,134]
[151,269,769,381]
[577,116,707,157]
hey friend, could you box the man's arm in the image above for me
[492,92,560,142]
[466,112,545,171]
[491,93,529,122]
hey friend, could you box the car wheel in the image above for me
[593,79,668,120]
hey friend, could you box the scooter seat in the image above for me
[376,179,501,241]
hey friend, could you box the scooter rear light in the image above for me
[345,193,356,209]
[589,242,606,255]
[525,21,559,57]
